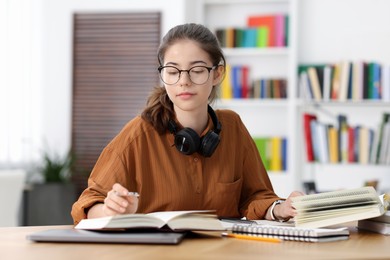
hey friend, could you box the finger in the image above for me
[113,183,129,196]
[108,189,130,207]
[123,196,139,214]
[104,194,127,213]
[288,191,305,199]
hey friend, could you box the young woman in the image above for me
[71,23,303,225]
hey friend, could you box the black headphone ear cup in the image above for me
[199,131,220,157]
[174,128,200,155]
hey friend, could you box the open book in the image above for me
[75,210,225,231]
[292,186,386,228]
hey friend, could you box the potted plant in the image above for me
[23,150,77,226]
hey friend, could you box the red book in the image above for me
[241,66,249,98]
[303,113,317,162]
[247,15,275,47]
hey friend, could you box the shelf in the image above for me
[223,47,289,57]
[299,100,390,108]
[205,0,289,5]
[302,163,390,193]
[215,99,289,108]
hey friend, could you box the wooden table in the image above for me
[1,223,389,260]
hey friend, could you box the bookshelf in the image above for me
[194,0,298,197]
[193,0,390,196]
[296,0,390,195]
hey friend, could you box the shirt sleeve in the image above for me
[71,145,130,225]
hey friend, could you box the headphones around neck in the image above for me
[168,105,222,157]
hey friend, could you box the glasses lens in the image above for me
[159,66,213,85]
[160,67,180,85]
[189,66,210,85]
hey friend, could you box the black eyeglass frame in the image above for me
[157,65,217,85]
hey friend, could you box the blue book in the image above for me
[243,28,257,47]
[282,138,288,171]
[310,120,319,162]
[231,66,242,98]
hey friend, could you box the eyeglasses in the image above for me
[158,65,217,85]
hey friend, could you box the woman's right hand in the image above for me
[87,183,139,219]
[102,183,139,216]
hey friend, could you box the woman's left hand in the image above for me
[272,191,305,221]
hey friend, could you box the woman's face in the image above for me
[161,39,221,113]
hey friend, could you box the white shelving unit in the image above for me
[296,0,390,194]
[193,0,390,196]
[194,0,299,197]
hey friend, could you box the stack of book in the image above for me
[358,209,390,235]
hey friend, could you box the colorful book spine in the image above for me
[298,60,387,101]
[253,136,287,172]
[302,113,388,165]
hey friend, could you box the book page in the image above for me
[147,210,215,223]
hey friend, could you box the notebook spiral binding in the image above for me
[232,224,318,242]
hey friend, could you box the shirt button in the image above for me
[193,157,198,162]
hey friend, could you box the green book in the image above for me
[253,137,270,170]
[256,27,269,47]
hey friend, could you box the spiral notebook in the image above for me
[231,224,350,242]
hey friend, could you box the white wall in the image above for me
[40,0,190,156]
[298,0,390,64]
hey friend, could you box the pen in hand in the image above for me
[115,191,140,198]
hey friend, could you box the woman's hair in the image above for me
[141,23,226,134]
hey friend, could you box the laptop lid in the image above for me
[27,228,185,245]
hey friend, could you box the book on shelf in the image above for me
[307,67,322,101]
[75,210,225,232]
[374,113,390,164]
[220,64,232,99]
[291,186,386,228]
[337,114,348,163]
[230,221,349,243]
[302,112,389,165]
[270,137,282,171]
[253,136,287,171]
[299,70,313,100]
[338,61,352,101]
[247,15,275,47]
[298,64,326,101]
[298,60,389,101]
[382,64,390,101]
[328,125,339,163]
[214,14,289,49]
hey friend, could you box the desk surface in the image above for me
[1,223,389,260]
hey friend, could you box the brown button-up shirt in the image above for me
[71,109,281,224]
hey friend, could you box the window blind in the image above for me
[72,12,161,194]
